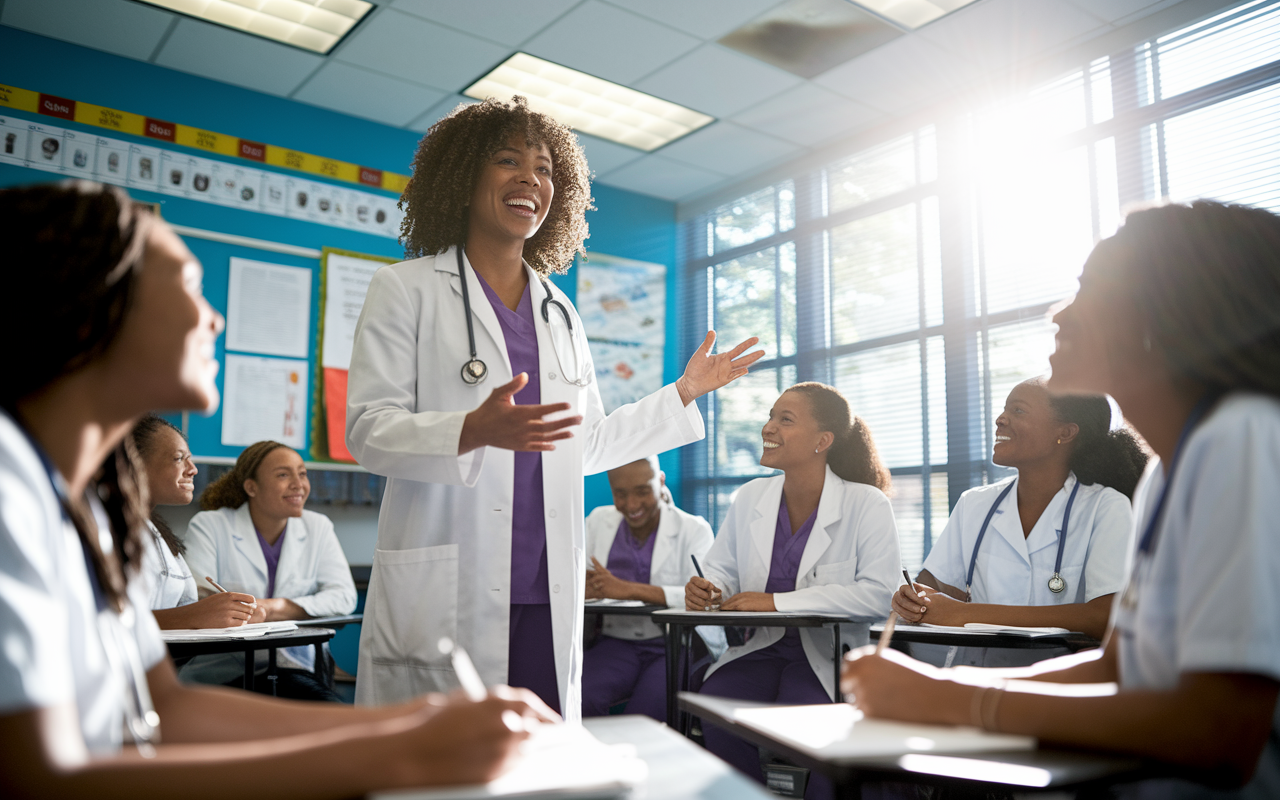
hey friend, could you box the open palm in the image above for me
[676,331,764,405]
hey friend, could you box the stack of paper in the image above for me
[961,623,1072,636]
[161,621,299,642]
[584,599,648,608]
[375,722,647,799]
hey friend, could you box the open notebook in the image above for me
[374,722,647,800]
[160,621,299,642]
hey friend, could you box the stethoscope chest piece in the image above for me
[461,358,488,385]
[1047,573,1066,593]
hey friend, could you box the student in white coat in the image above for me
[580,456,714,721]
[842,201,1280,798]
[686,383,901,798]
[131,414,265,629]
[185,440,357,699]
[893,379,1147,662]
[346,96,761,717]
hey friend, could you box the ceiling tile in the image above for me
[635,44,803,118]
[599,154,727,201]
[1066,0,1174,25]
[522,1,701,85]
[814,34,980,115]
[407,94,477,133]
[1,0,173,61]
[293,62,447,127]
[605,0,786,41]
[733,83,882,147]
[917,0,1107,73]
[333,8,511,93]
[154,18,323,97]
[577,133,645,176]
[659,122,799,176]
[389,0,579,47]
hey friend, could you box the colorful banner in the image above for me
[0,82,410,194]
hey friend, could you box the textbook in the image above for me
[375,722,647,799]
[160,621,299,642]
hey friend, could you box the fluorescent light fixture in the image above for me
[851,0,980,29]
[135,0,373,54]
[463,53,715,152]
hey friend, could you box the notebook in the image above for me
[160,621,299,641]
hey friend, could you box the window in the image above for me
[681,0,1280,570]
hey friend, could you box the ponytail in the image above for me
[200,440,290,510]
[788,382,892,493]
[1049,394,1150,499]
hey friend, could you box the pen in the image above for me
[876,568,913,656]
[902,568,913,589]
[439,637,486,702]
[691,554,705,578]
[206,576,229,593]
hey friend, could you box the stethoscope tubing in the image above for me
[965,477,1080,596]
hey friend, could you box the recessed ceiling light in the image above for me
[463,53,715,153]
[135,0,373,55]
[851,0,981,30]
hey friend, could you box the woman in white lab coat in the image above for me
[346,96,761,717]
[893,379,1147,660]
[842,201,1280,797]
[131,414,265,629]
[185,440,357,699]
[686,382,900,798]
[580,456,714,720]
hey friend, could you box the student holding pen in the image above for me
[686,382,901,799]
[0,181,555,799]
[842,200,1280,797]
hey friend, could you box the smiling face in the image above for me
[142,425,197,506]
[992,380,1076,469]
[467,135,554,248]
[100,223,225,413]
[244,447,309,520]
[760,390,834,472]
[608,459,664,535]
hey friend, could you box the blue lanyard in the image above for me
[965,477,1081,594]
[1135,391,1223,557]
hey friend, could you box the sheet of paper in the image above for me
[962,623,1073,635]
[321,253,384,369]
[323,367,356,462]
[161,621,298,642]
[225,257,312,358]
[220,354,308,448]
[584,599,647,607]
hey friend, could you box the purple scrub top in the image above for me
[476,272,550,605]
[766,495,818,648]
[606,518,658,584]
[255,528,285,598]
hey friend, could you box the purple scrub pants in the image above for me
[508,603,561,715]
[700,634,834,800]
[581,636,667,721]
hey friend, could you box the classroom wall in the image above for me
[0,26,682,553]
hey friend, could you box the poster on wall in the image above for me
[221,354,309,449]
[577,253,666,413]
[225,258,312,358]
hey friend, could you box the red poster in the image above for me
[324,367,357,463]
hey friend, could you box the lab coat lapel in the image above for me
[749,479,784,582]
[796,466,840,582]
[274,515,309,596]
[1026,474,1076,557]
[990,477,1031,565]
[231,504,269,583]
[435,246,510,376]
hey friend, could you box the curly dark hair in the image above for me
[787,382,893,494]
[1046,392,1150,500]
[399,96,594,274]
[200,440,291,511]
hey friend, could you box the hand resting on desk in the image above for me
[153,591,266,630]
[685,576,722,610]
[720,592,776,612]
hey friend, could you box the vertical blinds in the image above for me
[680,0,1280,570]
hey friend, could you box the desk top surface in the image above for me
[582,602,665,616]
[655,609,875,627]
[873,623,1100,651]
[165,627,334,657]
[296,614,363,628]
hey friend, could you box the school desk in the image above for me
[166,627,335,694]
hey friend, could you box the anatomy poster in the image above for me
[577,254,666,413]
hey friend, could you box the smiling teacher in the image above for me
[346,96,762,718]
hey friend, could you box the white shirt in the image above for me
[1112,393,1280,799]
[141,520,198,610]
[924,472,1133,606]
[0,410,166,755]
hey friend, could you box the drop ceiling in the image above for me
[0,0,1237,203]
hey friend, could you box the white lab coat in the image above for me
[585,501,714,641]
[184,506,356,675]
[345,247,704,717]
[140,520,198,611]
[699,466,901,700]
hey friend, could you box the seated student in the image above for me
[686,382,901,799]
[895,380,1146,664]
[581,455,714,721]
[842,200,1280,798]
[184,441,357,699]
[0,181,551,799]
[131,413,266,629]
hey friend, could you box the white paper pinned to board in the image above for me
[321,253,383,369]
[220,353,308,448]
[226,257,311,358]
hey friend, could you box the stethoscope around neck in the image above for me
[455,246,589,388]
[966,476,1081,598]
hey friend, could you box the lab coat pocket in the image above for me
[813,558,858,585]
[369,543,459,669]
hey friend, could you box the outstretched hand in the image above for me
[459,373,583,454]
[675,332,764,406]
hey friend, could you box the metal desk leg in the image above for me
[833,623,842,702]
[267,647,279,697]
[679,626,693,737]
[664,621,680,727]
[244,647,255,691]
